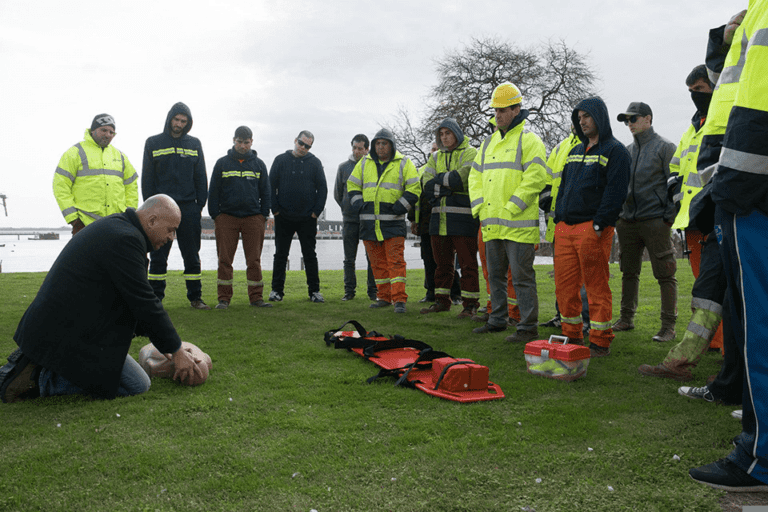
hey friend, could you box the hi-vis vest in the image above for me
[347,151,420,241]
[53,130,139,225]
[670,120,707,230]
[544,133,580,242]
[468,121,547,244]
[420,136,478,237]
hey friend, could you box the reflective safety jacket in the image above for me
[347,151,420,241]
[670,112,707,230]
[53,129,139,225]
[469,113,547,244]
[421,135,478,237]
[712,1,768,216]
[544,133,580,242]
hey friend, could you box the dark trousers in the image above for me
[148,202,202,302]
[271,214,319,296]
[342,220,376,298]
[420,232,460,299]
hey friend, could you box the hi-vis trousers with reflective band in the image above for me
[148,202,203,303]
[684,229,723,351]
[364,237,407,304]
[215,213,266,303]
[554,221,614,347]
[478,228,520,320]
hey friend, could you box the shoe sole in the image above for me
[689,474,768,492]
[638,367,693,382]
[677,388,714,402]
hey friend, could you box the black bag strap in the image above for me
[362,334,434,358]
[432,360,475,390]
[393,348,452,387]
[324,320,369,346]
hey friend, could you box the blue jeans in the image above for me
[39,355,151,398]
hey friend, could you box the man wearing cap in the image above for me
[468,83,547,342]
[613,102,678,343]
[268,130,327,303]
[207,126,272,309]
[333,133,377,302]
[347,128,420,313]
[551,97,630,357]
[142,102,210,310]
[53,114,139,235]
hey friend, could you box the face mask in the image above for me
[690,90,713,115]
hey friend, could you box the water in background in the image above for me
[0,231,553,273]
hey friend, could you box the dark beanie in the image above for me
[234,126,252,139]
[91,114,116,131]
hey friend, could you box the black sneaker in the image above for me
[215,300,230,310]
[678,385,715,402]
[539,315,562,328]
[689,458,768,492]
[341,293,355,301]
[268,290,284,302]
[418,295,435,304]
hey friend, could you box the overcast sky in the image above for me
[0,0,739,229]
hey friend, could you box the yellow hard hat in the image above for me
[489,82,522,109]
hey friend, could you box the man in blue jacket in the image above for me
[142,102,210,310]
[268,130,328,303]
[208,126,272,309]
[0,195,201,402]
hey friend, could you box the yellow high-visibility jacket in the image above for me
[670,116,706,230]
[53,129,139,225]
[347,151,420,241]
[469,119,547,244]
[544,133,580,242]
[420,135,478,237]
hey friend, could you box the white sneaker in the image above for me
[732,409,743,420]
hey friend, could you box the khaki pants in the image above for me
[215,213,266,303]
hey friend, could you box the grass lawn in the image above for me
[0,263,744,511]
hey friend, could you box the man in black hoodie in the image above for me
[142,102,210,310]
[268,130,328,303]
[552,97,630,357]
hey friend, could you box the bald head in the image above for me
[137,194,181,251]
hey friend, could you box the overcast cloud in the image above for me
[0,0,738,228]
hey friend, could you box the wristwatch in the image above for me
[593,222,602,233]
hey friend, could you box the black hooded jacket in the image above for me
[554,97,630,228]
[142,102,208,207]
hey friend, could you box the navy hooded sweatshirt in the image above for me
[554,97,630,228]
[208,148,271,219]
[142,102,208,207]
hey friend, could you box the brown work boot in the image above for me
[505,329,539,344]
[457,305,478,319]
[420,302,451,314]
[589,343,610,358]
[190,299,212,310]
[612,319,634,331]
[471,310,489,323]
[638,363,693,382]
[652,328,676,343]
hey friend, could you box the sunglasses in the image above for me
[297,140,312,149]
[623,115,642,125]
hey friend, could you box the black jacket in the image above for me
[14,210,182,399]
[208,148,270,218]
[142,102,208,206]
[269,150,327,219]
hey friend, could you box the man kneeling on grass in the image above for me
[0,194,202,403]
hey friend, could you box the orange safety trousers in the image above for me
[364,237,408,304]
[685,229,723,351]
[554,221,615,347]
[478,228,520,321]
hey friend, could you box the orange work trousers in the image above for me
[685,229,723,351]
[364,237,408,304]
[554,221,615,347]
[478,228,520,321]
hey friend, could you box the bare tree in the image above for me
[380,106,433,168]
[387,37,599,160]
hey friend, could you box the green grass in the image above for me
[0,264,736,511]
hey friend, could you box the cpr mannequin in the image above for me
[139,342,212,386]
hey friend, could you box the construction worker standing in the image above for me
[468,83,547,342]
[552,97,630,357]
[347,129,420,313]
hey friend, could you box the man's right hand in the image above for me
[169,345,203,385]
[70,218,85,235]
[410,222,419,235]
[724,9,747,44]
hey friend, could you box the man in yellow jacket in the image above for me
[347,129,420,313]
[53,114,139,235]
[469,83,547,342]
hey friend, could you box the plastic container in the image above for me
[524,335,590,382]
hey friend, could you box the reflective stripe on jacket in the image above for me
[469,121,547,244]
[421,136,478,237]
[670,120,707,230]
[347,151,420,241]
[53,129,139,225]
